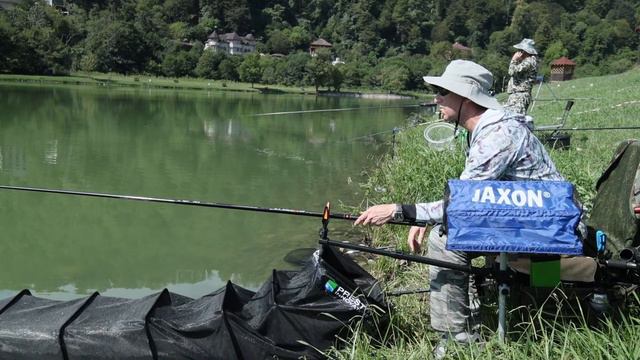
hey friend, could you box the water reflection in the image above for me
[0,83,417,299]
[45,140,58,165]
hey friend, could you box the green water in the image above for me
[0,83,420,300]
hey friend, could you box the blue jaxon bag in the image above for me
[444,180,583,255]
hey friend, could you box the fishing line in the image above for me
[251,104,426,117]
[346,118,442,143]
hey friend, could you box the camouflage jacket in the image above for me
[415,109,563,224]
[507,56,538,94]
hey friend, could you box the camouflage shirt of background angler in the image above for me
[507,56,538,94]
[415,109,563,224]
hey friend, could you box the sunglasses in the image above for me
[432,86,450,97]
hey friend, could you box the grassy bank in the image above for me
[0,73,423,99]
[0,72,311,94]
[331,66,640,359]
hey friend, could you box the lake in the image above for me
[0,83,421,300]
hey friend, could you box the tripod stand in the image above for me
[529,75,559,112]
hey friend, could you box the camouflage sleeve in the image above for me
[414,200,444,225]
[459,125,518,180]
[508,56,536,76]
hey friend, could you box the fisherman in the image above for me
[354,59,565,359]
[505,38,538,119]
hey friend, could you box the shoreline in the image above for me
[0,73,423,100]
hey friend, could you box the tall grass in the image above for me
[336,66,640,359]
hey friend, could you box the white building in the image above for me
[331,57,345,66]
[0,0,22,9]
[204,31,256,55]
[1,0,63,9]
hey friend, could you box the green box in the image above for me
[530,258,561,287]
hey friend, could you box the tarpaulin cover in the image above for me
[587,139,640,255]
[0,245,386,360]
[445,180,583,255]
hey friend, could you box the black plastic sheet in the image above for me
[0,245,386,359]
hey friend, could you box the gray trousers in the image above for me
[505,92,531,115]
[428,225,479,333]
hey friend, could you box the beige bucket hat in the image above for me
[513,38,538,55]
[422,60,501,110]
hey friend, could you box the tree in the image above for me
[341,60,372,87]
[306,56,332,92]
[282,52,310,86]
[265,29,292,55]
[168,22,190,40]
[218,55,241,81]
[543,41,569,77]
[375,57,411,92]
[534,21,554,53]
[259,56,279,84]
[287,25,312,51]
[163,0,199,24]
[478,51,510,94]
[238,53,262,87]
[195,50,227,79]
[1,2,78,75]
[82,9,149,74]
[0,14,19,73]
[327,64,344,92]
[161,41,201,77]
[404,55,432,90]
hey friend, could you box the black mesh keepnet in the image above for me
[0,245,386,359]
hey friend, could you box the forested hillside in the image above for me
[1,0,638,92]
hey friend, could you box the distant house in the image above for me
[452,42,471,52]
[550,57,577,81]
[309,38,332,56]
[449,42,472,60]
[205,31,256,55]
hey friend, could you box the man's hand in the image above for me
[512,51,524,62]
[354,204,395,226]
[407,226,427,252]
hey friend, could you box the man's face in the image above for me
[433,87,464,123]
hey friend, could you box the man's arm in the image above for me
[508,56,536,76]
[401,201,444,225]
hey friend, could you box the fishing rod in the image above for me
[0,185,421,226]
[347,118,443,142]
[252,103,436,117]
[319,238,492,275]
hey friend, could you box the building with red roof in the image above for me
[550,57,577,81]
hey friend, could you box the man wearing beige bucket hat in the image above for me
[505,38,538,116]
[355,59,565,358]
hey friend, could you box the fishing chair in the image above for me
[534,99,574,132]
[444,180,586,341]
[471,140,640,338]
